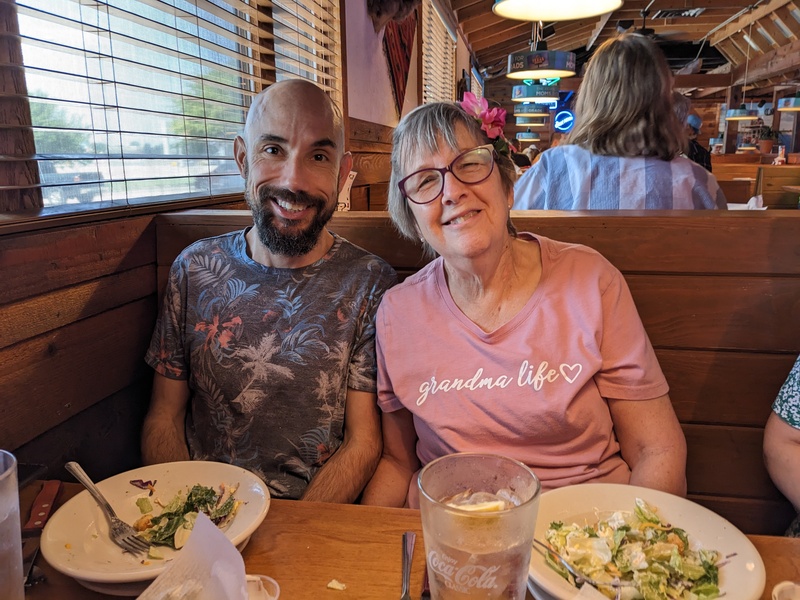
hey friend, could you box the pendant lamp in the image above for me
[493,0,623,22]
[516,130,542,143]
[506,23,576,80]
[777,93,800,111]
[512,84,559,103]
[514,103,551,117]
[725,16,757,122]
[516,117,548,127]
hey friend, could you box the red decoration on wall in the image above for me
[383,10,417,117]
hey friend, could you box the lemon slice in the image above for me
[449,500,507,512]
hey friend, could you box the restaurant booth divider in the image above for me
[3,209,800,536]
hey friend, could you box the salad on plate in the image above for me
[543,498,722,600]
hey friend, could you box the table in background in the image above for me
[22,482,800,599]
[782,185,800,195]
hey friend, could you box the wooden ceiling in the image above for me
[451,0,800,106]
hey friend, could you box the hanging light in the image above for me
[514,103,551,117]
[506,23,576,80]
[726,16,757,122]
[725,103,759,121]
[516,117,548,127]
[492,0,623,22]
[777,93,800,111]
[512,84,559,103]
[516,130,542,143]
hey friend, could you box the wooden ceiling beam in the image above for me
[469,21,532,47]
[586,12,613,51]
[710,0,792,45]
[732,37,800,84]
[454,0,494,22]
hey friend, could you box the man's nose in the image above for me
[276,155,308,192]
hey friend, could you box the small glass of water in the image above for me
[418,453,541,600]
[0,450,24,600]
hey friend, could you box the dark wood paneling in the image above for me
[0,215,155,304]
[352,153,393,186]
[689,495,796,536]
[0,298,157,449]
[349,118,393,210]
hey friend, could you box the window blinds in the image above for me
[1,0,341,211]
[421,0,455,105]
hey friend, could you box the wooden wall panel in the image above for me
[0,298,157,450]
[690,495,796,536]
[348,117,393,211]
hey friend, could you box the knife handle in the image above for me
[22,480,62,534]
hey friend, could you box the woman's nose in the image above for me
[440,170,467,204]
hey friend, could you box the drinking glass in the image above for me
[0,450,24,600]
[418,453,541,600]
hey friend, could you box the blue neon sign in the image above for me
[554,109,575,133]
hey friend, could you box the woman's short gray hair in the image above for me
[388,102,517,255]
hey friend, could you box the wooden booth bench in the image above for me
[152,209,800,536]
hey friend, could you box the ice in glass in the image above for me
[418,453,541,600]
[0,450,24,600]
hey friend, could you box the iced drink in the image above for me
[0,450,23,600]
[418,454,540,600]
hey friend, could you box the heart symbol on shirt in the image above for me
[559,363,582,384]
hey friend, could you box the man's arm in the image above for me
[361,407,420,507]
[300,388,382,503]
[141,373,191,464]
[609,393,687,496]
[764,411,800,511]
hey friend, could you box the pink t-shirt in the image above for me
[376,234,668,498]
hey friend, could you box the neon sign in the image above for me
[554,109,575,132]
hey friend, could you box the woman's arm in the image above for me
[360,407,420,507]
[609,393,687,496]
[764,411,800,512]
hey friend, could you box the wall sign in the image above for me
[553,109,574,132]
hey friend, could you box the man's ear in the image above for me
[234,136,247,178]
[337,151,354,194]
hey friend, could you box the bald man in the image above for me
[142,81,397,502]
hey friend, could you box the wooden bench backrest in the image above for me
[154,209,800,535]
[712,163,760,183]
[717,179,752,204]
[755,165,800,208]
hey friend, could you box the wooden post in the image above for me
[723,85,742,155]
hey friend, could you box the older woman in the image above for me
[513,33,726,210]
[361,100,687,508]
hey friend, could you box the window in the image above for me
[0,0,342,213]
[470,68,484,100]
[420,0,455,104]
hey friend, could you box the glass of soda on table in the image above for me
[0,450,24,600]
[418,453,541,600]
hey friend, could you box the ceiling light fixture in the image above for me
[514,103,551,117]
[512,84,559,103]
[777,92,800,112]
[726,15,757,122]
[492,0,623,22]
[516,117,548,127]
[516,130,542,143]
[506,22,576,80]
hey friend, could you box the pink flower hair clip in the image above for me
[458,92,515,157]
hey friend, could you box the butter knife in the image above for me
[22,480,62,586]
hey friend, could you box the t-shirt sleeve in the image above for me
[593,267,669,400]
[144,256,189,380]
[773,355,800,428]
[513,155,551,210]
[346,261,398,393]
[375,297,405,413]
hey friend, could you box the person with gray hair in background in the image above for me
[514,34,725,210]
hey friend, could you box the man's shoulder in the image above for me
[330,235,397,280]
[179,229,244,258]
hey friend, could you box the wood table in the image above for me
[782,185,800,195]
[21,482,800,599]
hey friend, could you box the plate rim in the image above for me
[40,461,270,585]
[528,483,766,600]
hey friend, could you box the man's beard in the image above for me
[246,184,336,257]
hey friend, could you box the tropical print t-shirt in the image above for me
[146,229,397,499]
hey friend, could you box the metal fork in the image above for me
[533,538,635,600]
[400,531,416,600]
[65,461,149,555]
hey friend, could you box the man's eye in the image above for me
[263,146,280,155]
[313,153,329,162]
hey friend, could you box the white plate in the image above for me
[41,461,270,596]
[528,483,766,600]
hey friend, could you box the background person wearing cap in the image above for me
[686,113,713,173]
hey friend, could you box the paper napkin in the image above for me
[138,512,247,600]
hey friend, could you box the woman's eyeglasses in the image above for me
[398,145,496,205]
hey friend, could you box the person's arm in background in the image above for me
[610,393,688,496]
[301,388,382,503]
[141,373,191,463]
[361,407,420,507]
[764,412,800,511]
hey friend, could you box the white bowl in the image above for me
[528,483,766,600]
[41,461,270,596]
